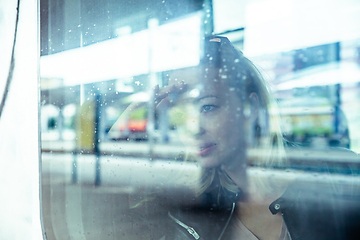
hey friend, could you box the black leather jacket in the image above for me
[165,181,360,240]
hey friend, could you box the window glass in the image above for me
[40,0,360,239]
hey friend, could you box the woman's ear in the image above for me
[248,92,259,123]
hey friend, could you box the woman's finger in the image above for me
[157,81,186,98]
[156,96,170,110]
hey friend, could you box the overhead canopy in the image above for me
[244,0,360,56]
[40,13,202,86]
[275,62,360,90]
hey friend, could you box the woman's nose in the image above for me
[186,113,205,138]
[193,125,205,139]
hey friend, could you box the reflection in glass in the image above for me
[40,0,360,239]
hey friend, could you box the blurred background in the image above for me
[39,0,360,239]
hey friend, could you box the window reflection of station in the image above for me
[263,42,360,150]
[39,1,360,239]
[40,0,360,162]
[40,0,208,157]
[243,0,360,152]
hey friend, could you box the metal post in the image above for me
[72,150,78,183]
[94,93,101,185]
[334,83,341,134]
[203,0,214,36]
[147,19,159,160]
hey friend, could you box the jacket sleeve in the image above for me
[270,175,360,240]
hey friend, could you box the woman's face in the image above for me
[169,67,248,169]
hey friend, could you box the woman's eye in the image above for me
[201,105,216,113]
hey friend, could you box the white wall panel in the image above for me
[0,0,42,239]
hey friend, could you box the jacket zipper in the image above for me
[168,211,200,239]
[168,202,236,240]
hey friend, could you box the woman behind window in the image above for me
[159,36,357,240]
[110,36,358,240]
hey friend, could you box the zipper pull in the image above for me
[187,227,200,239]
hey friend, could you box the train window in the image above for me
[40,0,360,239]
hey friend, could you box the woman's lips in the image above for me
[198,143,216,157]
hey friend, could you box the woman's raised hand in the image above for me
[154,81,186,109]
[109,81,186,133]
